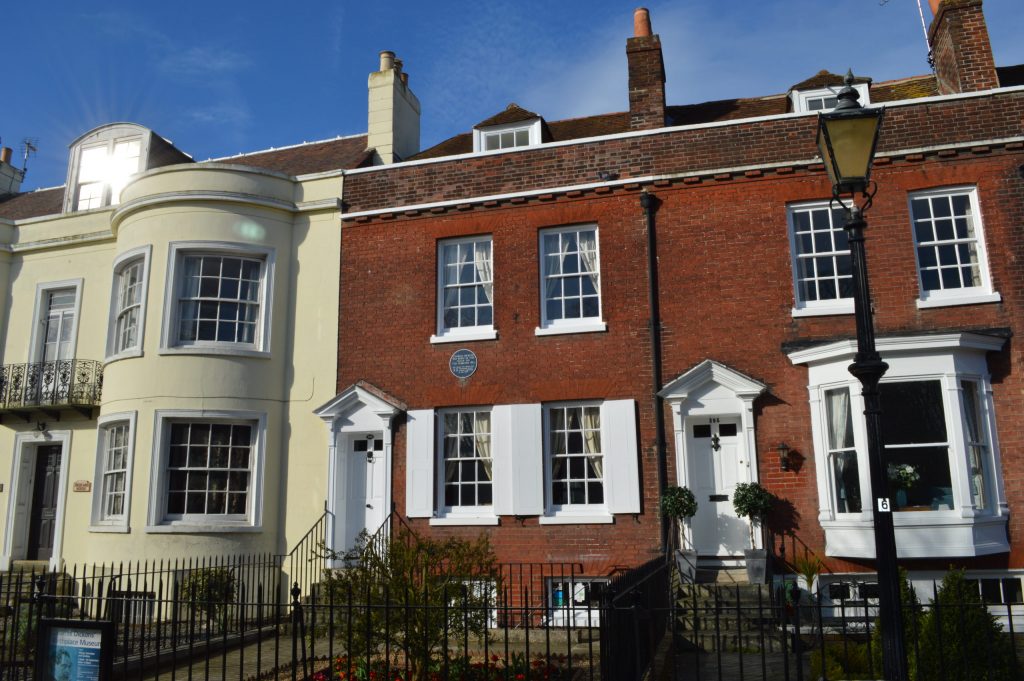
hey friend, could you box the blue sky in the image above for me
[6,0,1024,191]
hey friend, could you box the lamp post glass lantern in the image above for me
[816,70,908,681]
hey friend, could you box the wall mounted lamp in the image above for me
[778,442,792,472]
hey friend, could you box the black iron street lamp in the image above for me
[817,71,907,681]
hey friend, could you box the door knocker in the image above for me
[711,434,721,452]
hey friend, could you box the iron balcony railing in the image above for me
[0,359,103,413]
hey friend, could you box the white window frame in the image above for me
[433,407,497,523]
[28,279,84,364]
[787,201,854,317]
[146,409,266,533]
[909,187,1000,308]
[790,83,870,113]
[106,246,152,362]
[160,241,275,358]
[90,411,137,532]
[431,236,497,344]
[789,333,1009,559]
[472,119,542,153]
[541,401,612,524]
[64,124,151,213]
[535,225,606,336]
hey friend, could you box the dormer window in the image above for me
[64,123,171,213]
[788,71,872,114]
[471,104,545,153]
[76,138,142,210]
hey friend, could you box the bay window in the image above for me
[789,332,1008,558]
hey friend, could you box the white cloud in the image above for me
[187,102,252,126]
[159,47,250,78]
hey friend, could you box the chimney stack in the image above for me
[367,51,421,165]
[0,146,24,197]
[928,0,998,94]
[626,8,666,130]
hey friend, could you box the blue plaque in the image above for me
[449,349,478,379]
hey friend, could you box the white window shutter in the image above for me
[494,403,544,516]
[490,406,514,515]
[602,399,641,514]
[405,409,435,518]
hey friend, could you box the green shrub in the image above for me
[870,569,921,680]
[321,525,502,681]
[180,567,236,623]
[660,486,698,521]
[914,569,1017,681]
[732,482,774,545]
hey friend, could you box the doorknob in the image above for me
[366,503,373,509]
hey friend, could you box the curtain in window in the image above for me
[474,244,493,304]
[827,389,851,452]
[475,412,492,480]
[962,381,987,509]
[583,409,603,479]
[444,433,458,484]
[578,231,599,292]
[547,238,571,302]
[827,389,859,512]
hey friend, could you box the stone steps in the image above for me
[673,571,783,653]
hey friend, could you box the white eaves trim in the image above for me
[787,331,1007,366]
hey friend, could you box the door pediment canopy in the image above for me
[659,359,767,404]
[315,380,406,431]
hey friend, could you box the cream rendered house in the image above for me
[0,52,418,570]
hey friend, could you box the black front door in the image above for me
[27,445,61,560]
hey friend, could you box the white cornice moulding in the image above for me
[788,332,1007,366]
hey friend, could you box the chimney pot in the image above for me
[0,147,10,165]
[394,58,404,74]
[379,50,395,72]
[633,8,652,37]
[400,72,409,86]
[929,0,941,15]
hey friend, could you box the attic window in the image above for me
[792,83,870,114]
[473,119,542,153]
[65,124,152,213]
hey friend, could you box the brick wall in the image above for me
[339,195,664,572]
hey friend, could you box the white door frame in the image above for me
[315,384,402,567]
[659,360,766,552]
[2,430,73,571]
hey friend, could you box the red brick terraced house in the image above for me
[327,0,1024,611]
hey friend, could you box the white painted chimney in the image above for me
[367,51,421,165]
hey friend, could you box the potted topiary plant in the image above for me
[732,482,775,584]
[660,485,698,580]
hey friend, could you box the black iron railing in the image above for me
[0,359,103,411]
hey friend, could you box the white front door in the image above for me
[688,417,749,556]
[341,433,386,552]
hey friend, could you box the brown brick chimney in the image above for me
[626,8,666,130]
[928,0,998,94]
